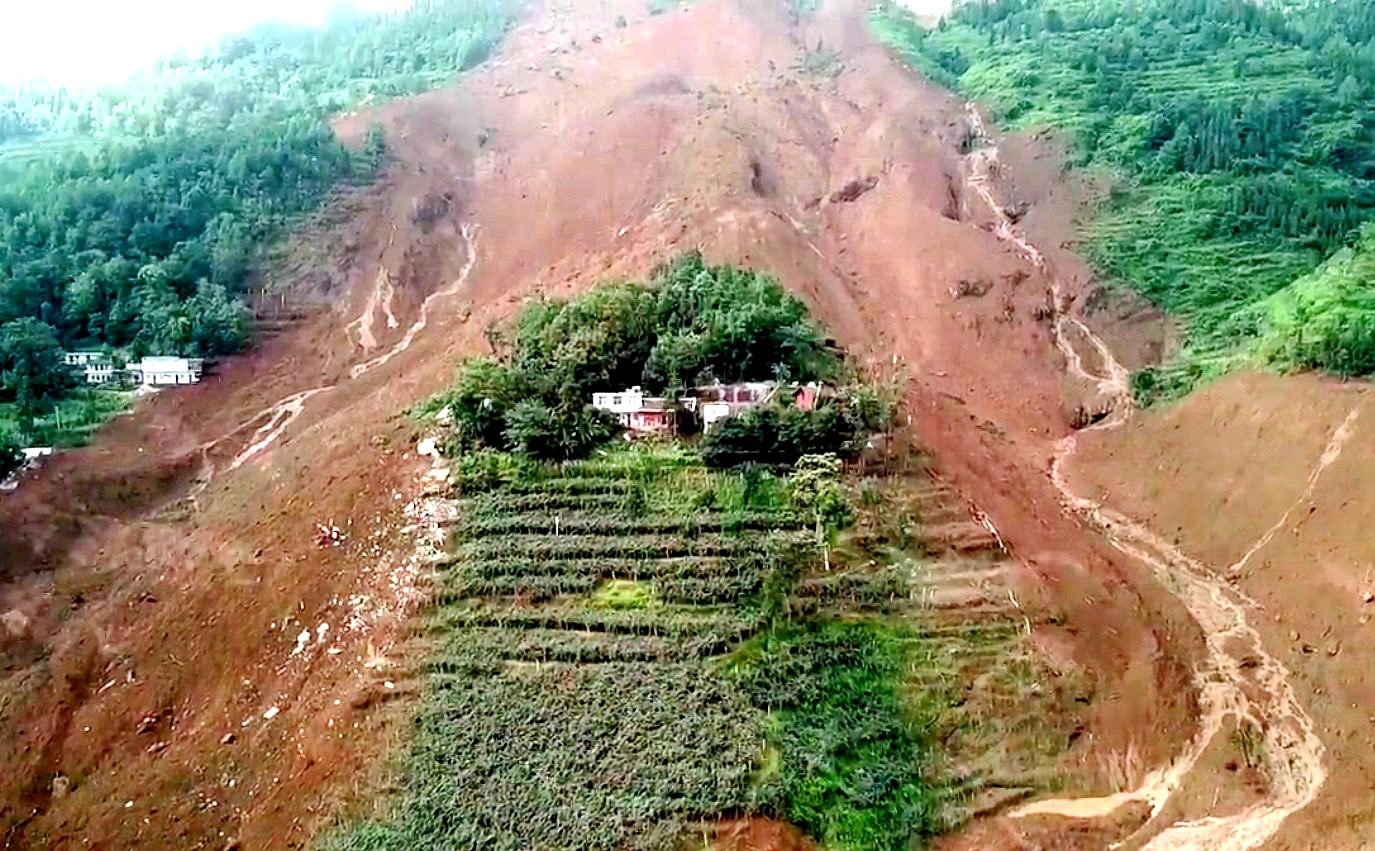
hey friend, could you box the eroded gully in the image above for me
[187,224,480,503]
[961,104,1353,850]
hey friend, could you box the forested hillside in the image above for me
[0,0,512,434]
[875,0,1375,399]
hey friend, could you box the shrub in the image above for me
[460,491,630,515]
[732,622,936,849]
[452,510,800,539]
[455,532,804,562]
[701,402,867,468]
[501,400,620,462]
[451,449,535,495]
[0,430,21,479]
[1255,227,1375,376]
[437,357,530,449]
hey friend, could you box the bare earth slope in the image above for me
[8,1,1348,848]
[1072,373,1375,848]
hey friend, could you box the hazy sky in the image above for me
[2,0,411,87]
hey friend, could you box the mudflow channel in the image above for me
[960,104,1344,850]
[186,223,480,503]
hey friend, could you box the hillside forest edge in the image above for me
[0,0,516,456]
[873,0,1375,401]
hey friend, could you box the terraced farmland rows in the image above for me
[817,477,1071,821]
[327,457,1072,849]
[326,459,811,849]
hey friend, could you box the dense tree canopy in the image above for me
[0,0,513,421]
[0,318,72,412]
[508,254,838,410]
[437,255,847,462]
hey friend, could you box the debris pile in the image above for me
[315,523,349,548]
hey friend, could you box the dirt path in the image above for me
[961,105,1337,849]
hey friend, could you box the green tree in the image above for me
[185,281,249,355]
[363,123,389,168]
[1338,74,1363,107]
[441,356,529,448]
[787,453,852,570]
[501,400,618,462]
[0,318,72,413]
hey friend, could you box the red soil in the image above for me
[710,817,818,851]
[1072,373,1375,848]
[0,1,1220,847]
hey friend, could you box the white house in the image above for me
[63,351,119,385]
[63,351,118,384]
[591,386,678,434]
[592,387,649,418]
[127,356,203,386]
[63,351,105,367]
[696,382,778,431]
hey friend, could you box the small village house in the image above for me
[591,386,678,434]
[126,356,204,386]
[63,351,119,385]
[696,381,778,431]
[592,380,826,437]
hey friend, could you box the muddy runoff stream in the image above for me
[961,104,1346,849]
[186,224,480,500]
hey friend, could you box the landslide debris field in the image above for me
[3,0,1374,849]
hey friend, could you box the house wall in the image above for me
[702,402,732,430]
[628,411,674,433]
[127,359,202,386]
[593,389,647,415]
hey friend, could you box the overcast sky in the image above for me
[2,0,411,87]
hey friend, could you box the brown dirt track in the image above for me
[7,0,1352,848]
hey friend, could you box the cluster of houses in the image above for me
[591,381,821,436]
[63,351,204,387]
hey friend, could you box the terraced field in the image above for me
[327,449,1076,849]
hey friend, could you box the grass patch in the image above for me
[0,388,134,448]
[591,579,655,610]
[731,622,937,851]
